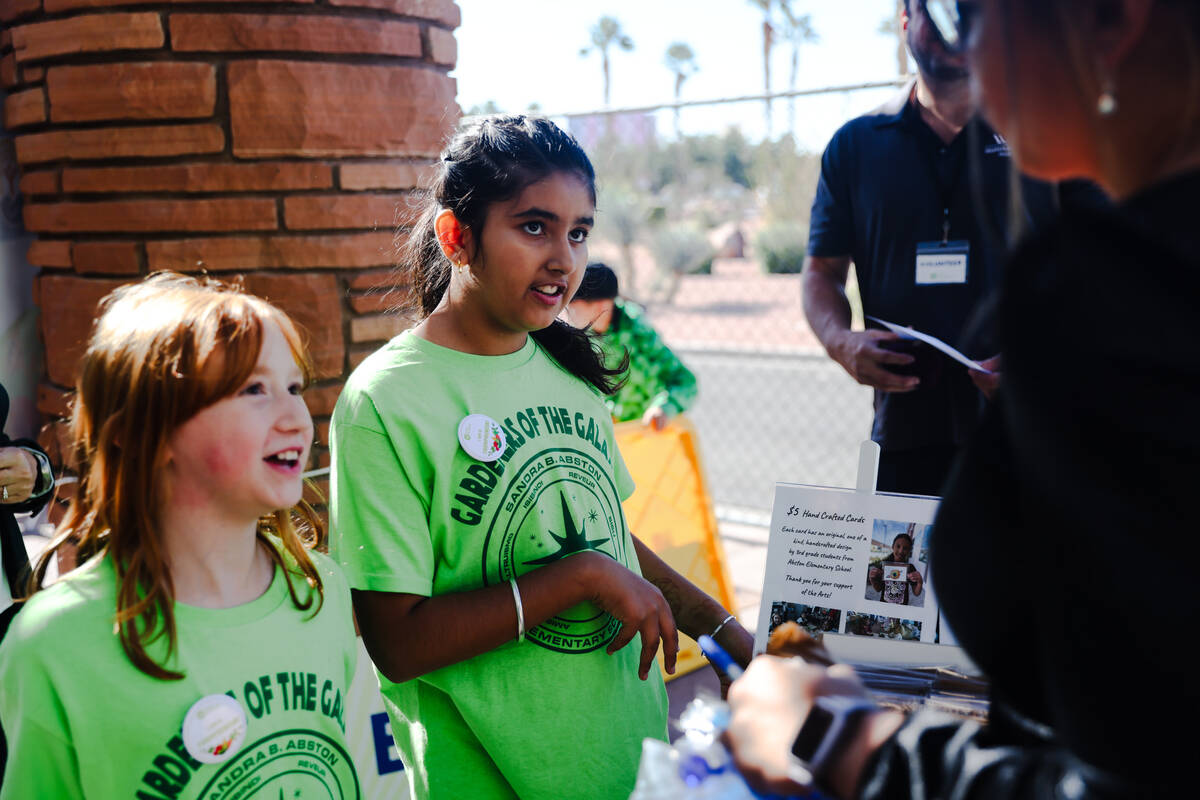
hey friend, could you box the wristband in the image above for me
[509,578,525,643]
[710,613,735,639]
[26,448,55,498]
[791,695,876,788]
[18,448,54,496]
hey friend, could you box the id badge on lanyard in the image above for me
[915,239,969,285]
[917,131,971,286]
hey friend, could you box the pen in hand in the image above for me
[698,634,744,681]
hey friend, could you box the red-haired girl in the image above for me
[0,273,360,799]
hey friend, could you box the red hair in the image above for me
[29,273,326,680]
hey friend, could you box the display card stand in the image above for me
[754,442,978,675]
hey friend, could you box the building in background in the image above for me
[568,111,657,150]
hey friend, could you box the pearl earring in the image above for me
[1097,74,1118,116]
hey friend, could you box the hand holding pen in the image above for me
[715,626,899,799]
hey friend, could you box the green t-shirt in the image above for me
[330,332,668,800]
[0,547,360,800]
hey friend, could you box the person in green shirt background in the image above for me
[566,263,698,430]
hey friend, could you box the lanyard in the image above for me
[911,104,969,244]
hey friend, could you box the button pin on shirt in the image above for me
[181,694,248,765]
[458,414,507,462]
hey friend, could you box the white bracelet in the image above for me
[509,578,525,643]
[710,613,735,639]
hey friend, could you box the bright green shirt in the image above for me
[600,299,698,423]
[330,332,668,800]
[0,548,359,800]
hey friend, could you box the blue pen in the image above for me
[698,634,744,680]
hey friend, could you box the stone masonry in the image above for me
[0,0,461,502]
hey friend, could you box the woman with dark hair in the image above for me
[726,1,1200,797]
[330,115,752,799]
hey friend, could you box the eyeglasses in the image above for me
[922,0,980,52]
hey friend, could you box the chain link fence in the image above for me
[563,84,900,517]
[685,349,872,512]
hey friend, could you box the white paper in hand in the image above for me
[867,316,993,374]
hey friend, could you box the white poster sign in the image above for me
[755,482,959,664]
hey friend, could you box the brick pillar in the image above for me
[1,0,460,488]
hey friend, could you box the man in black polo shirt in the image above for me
[802,0,1024,496]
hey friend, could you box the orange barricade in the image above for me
[615,416,737,681]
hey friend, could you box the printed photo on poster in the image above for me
[845,612,922,641]
[863,519,929,608]
[756,482,945,652]
[768,601,841,638]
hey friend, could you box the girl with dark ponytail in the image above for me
[399,114,626,392]
[330,115,752,799]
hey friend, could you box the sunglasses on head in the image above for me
[922,0,980,52]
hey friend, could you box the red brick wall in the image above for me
[1,0,460,485]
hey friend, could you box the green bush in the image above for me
[650,225,714,277]
[755,223,809,274]
[648,225,715,303]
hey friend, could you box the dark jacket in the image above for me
[858,171,1200,798]
[1,383,49,642]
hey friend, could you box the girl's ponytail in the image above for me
[396,114,622,392]
[400,202,451,317]
[531,320,627,395]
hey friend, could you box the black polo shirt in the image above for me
[808,84,1044,451]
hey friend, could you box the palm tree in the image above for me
[664,42,698,137]
[747,0,777,135]
[878,1,909,77]
[580,16,634,108]
[780,4,818,135]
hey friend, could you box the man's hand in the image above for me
[0,446,39,504]
[831,330,919,392]
[803,255,917,393]
[727,656,905,799]
[969,354,1002,399]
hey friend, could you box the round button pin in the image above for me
[181,694,248,765]
[458,414,507,462]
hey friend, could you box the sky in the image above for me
[453,0,908,152]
